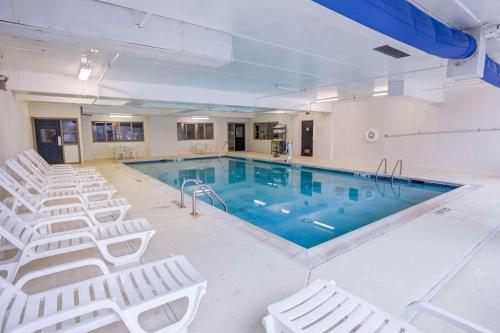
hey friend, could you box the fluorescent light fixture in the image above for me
[94,99,129,106]
[313,221,335,230]
[316,97,339,103]
[372,91,388,97]
[78,64,92,80]
[191,116,209,120]
[280,208,290,214]
[109,113,133,118]
[253,199,266,206]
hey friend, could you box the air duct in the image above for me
[312,0,476,59]
[483,55,500,88]
[312,0,500,89]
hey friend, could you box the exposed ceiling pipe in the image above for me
[136,0,159,29]
[93,52,121,103]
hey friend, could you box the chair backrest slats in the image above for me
[0,169,38,212]
[0,202,39,248]
[5,159,43,193]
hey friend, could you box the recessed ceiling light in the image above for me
[253,199,266,206]
[90,49,99,53]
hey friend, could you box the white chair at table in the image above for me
[115,145,126,160]
[124,145,137,159]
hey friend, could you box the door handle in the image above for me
[57,136,62,146]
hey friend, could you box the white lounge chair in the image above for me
[5,159,116,202]
[22,152,100,178]
[263,279,493,333]
[24,148,97,174]
[17,154,107,187]
[0,169,131,225]
[0,202,155,281]
[0,256,207,333]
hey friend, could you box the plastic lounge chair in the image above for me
[0,202,155,281]
[19,152,101,179]
[23,151,99,178]
[263,279,493,333]
[17,155,107,189]
[4,159,116,202]
[17,154,107,187]
[0,256,207,333]
[0,169,130,225]
[24,148,97,174]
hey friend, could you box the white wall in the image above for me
[332,85,500,174]
[150,116,247,156]
[0,91,32,163]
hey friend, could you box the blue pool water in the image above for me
[127,157,455,248]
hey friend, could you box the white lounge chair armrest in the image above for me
[31,215,94,231]
[10,299,122,333]
[405,301,494,333]
[15,258,110,289]
[39,202,86,212]
[29,230,97,247]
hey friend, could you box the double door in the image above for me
[33,118,80,164]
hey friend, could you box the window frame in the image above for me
[177,122,215,141]
[91,121,145,143]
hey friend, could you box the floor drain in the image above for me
[434,207,450,215]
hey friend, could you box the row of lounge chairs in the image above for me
[0,149,207,332]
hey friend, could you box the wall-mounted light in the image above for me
[191,116,209,120]
[372,91,388,97]
[109,113,133,118]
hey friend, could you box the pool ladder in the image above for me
[375,158,403,182]
[180,179,228,215]
[218,141,228,158]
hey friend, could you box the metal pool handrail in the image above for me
[219,141,228,158]
[375,158,387,180]
[391,159,403,182]
[180,179,214,208]
[192,184,227,215]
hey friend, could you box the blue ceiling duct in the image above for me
[483,55,500,88]
[312,0,477,59]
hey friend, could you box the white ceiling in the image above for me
[0,0,499,111]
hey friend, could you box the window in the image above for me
[177,122,214,140]
[254,122,278,140]
[62,120,79,144]
[92,121,144,142]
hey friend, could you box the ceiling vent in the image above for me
[373,45,410,59]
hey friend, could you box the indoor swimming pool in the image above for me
[127,157,457,248]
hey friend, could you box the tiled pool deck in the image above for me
[21,152,500,332]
